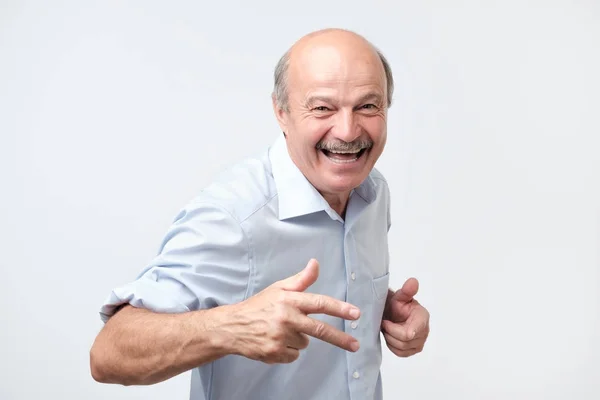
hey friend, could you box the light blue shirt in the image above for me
[100,134,392,400]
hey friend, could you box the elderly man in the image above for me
[90,28,430,400]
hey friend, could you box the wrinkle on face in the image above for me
[272,29,390,215]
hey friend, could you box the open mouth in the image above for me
[320,148,368,164]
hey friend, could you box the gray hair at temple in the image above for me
[271,46,394,112]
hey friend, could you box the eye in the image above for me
[361,104,377,109]
[313,106,330,111]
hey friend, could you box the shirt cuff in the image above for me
[99,277,191,323]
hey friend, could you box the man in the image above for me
[90,28,430,400]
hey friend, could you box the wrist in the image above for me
[198,304,242,357]
[179,306,232,361]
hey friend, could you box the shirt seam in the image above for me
[239,193,278,223]
[242,220,255,301]
[238,195,276,300]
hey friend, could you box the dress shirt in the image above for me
[100,133,392,400]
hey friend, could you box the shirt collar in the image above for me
[268,134,378,221]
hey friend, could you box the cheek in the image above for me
[364,118,387,161]
[363,117,386,140]
[296,119,330,149]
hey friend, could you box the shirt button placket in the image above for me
[345,230,362,396]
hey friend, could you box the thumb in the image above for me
[392,277,419,303]
[278,258,319,292]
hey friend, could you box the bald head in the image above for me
[270,29,391,212]
[272,29,394,112]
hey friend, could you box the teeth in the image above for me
[328,156,359,164]
[329,149,361,154]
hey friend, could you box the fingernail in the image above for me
[411,330,416,340]
[350,341,360,352]
[349,308,360,319]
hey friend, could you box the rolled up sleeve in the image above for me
[99,201,250,323]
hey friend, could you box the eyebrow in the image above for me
[355,93,384,105]
[305,93,384,107]
[304,95,336,107]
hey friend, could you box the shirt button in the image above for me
[353,371,360,379]
[351,320,358,329]
[351,272,356,280]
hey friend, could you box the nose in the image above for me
[331,109,361,143]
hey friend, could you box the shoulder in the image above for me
[183,152,277,224]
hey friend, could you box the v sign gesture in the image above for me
[381,277,430,357]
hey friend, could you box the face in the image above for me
[274,40,388,202]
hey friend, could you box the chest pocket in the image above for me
[372,271,390,299]
[350,216,389,280]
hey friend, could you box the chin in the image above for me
[322,174,366,195]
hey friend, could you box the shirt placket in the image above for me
[343,228,369,400]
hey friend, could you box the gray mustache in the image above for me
[316,140,373,152]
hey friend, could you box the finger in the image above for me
[295,315,359,353]
[383,332,422,351]
[287,332,310,351]
[381,319,417,342]
[400,308,430,339]
[391,277,419,303]
[266,347,301,364]
[407,319,429,341]
[386,342,421,358]
[387,298,419,323]
[285,291,361,320]
[277,259,319,292]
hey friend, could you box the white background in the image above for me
[1,1,599,399]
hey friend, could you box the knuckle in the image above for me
[273,305,290,326]
[275,290,289,305]
[270,328,285,343]
[383,333,392,344]
[264,342,283,358]
[313,296,325,312]
[395,340,408,350]
[313,321,327,338]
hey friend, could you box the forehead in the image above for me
[288,43,386,99]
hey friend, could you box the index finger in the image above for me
[285,291,360,320]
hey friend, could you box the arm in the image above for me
[90,260,361,386]
[90,202,248,385]
[90,304,234,386]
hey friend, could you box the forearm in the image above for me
[90,304,232,385]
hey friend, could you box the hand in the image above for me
[381,277,430,357]
[225,259,361,364]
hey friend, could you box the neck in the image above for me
[322,191,351,219]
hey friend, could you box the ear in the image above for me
[272,94,289,134]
